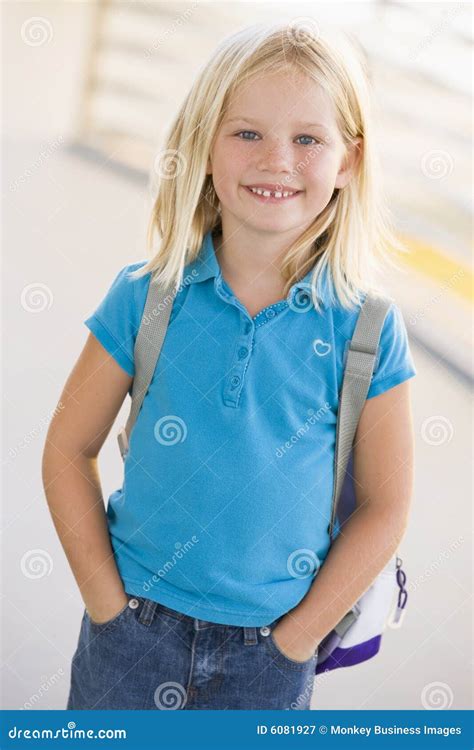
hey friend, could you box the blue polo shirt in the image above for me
[84,230,417,626]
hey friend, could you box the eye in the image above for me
[235,130,259,141]
[234,131,321,146]
[296,135,321,146]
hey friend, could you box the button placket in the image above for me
[253,300,288,329]
[216,278,288,407]
[223,319,254,407]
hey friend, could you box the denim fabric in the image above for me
[67,595,318,710]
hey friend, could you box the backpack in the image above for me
[116,272,409,675]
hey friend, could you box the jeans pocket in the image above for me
[86,597,133,630]
[265,628,318,670]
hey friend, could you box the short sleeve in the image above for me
[366,302,417,399]
[84,261,150,377]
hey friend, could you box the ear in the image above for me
[206,155,212,175]
[334,137,362,189]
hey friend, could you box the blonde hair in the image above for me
[130,21,406,311]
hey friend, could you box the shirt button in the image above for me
[260,626,271,636]
[128,598,139,609]
[238,346,248,359]
[265,308,276,318]
[230,375,240,388]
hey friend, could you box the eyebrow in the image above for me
[225,116,330,131]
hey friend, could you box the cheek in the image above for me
[214,138,246,167]
[301,152,339,188]
[223,142,253,172]
[212,144,252,193]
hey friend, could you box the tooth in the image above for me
[249,187,299,197]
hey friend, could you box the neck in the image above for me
[212,225,301,293]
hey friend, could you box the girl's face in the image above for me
[207,69,360,237]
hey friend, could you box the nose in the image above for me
[256,138,293,174]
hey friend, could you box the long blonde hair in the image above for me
[130,21,406,311]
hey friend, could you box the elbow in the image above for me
[41,429,59,498]
[41,423,84,494]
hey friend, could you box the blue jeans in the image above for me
[67,594,318,710]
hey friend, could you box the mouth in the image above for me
[242,185,304,203]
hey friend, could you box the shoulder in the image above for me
[331,291,403,335]
[109,260,151,291]
[331,292,416,397]
[103,260,152,314]
[84,260,153,377]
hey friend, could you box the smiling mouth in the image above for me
[243,186,303,202]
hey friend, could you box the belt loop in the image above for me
[243,626,258,645]
[137,597,157,627]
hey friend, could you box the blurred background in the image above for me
[2,0,472,711]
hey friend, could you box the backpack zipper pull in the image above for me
[391,556,408,628]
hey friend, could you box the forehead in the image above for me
[223,69,337,129]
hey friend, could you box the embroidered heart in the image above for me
[313,339,331,357]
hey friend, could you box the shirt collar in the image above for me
[185,230,336,309]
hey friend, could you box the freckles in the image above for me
[231,147,253,169]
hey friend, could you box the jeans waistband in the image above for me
[131,595,282,642]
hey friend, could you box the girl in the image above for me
[43,22,417,711]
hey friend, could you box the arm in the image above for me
[41,332,133,624]
[272,379,415,661]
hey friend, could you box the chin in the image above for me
[246,218,303,233]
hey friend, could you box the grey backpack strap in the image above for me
[328,294,392,541]
[117,276,177,461]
